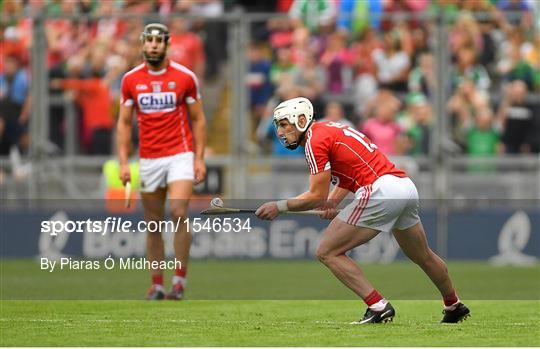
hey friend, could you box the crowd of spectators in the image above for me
[249,0,540,157]
[1,0,225,155]
[0,0,539,160]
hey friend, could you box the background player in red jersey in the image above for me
[117,23,206,300]
[256,97,470,324]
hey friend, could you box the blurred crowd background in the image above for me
[0,0,539,167]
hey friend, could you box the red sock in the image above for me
[152,274,164,286]
[364,289,383,306]
[443,289,459,306]
[175,266,187,278]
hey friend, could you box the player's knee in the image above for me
[170,205,188,220]
[316,245,332,265]
[144,210,164,222]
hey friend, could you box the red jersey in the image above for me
[304,121,407,193]
[120,60,201,158]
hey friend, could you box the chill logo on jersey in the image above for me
[137,92,177,114]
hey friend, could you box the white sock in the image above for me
[444,300,460,311]
[368,299,388,312]
[172,276,186,286]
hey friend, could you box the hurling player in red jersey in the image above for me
[256,97,470,324]
[117,23,206,300]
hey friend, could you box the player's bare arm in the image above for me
[116,103,133,185]
[328,185,349,203]
[188,100,207,184]
[288,170,331,211]
[320,185,349,220]
[255,170,330,220]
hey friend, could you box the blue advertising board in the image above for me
[1,208,538,264]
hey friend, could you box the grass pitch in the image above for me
[1,300,539,346]
[1,260,539,346]
[2,259,539,300]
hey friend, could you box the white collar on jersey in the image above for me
[147,63,168,75]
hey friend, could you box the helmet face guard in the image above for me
[140,23,170,65]
[140,23,170,44]
[273,117,301,150]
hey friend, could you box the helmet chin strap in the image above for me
[284,121,312,150]
[285,142,299,150]
[280,130,298,150]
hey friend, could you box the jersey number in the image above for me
[327,122,378,153]
[343,128,378,153]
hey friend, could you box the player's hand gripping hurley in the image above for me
[201,197,337,216]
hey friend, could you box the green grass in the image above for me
[1,260,539,299]
[1,300,539,346]
[1,260,539,346]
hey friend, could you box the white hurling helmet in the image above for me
[273,97,314,131]
[272,97,314,150]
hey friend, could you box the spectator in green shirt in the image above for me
[451,45,491,92]
[270,46,296,87]
[466,107,502,172]
[466,107,501,156]
[398,92,433,156]
[497,30,538,91]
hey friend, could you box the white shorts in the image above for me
[337,174,420,232]
[139,152,194,193]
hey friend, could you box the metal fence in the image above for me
[1,10,539,258]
